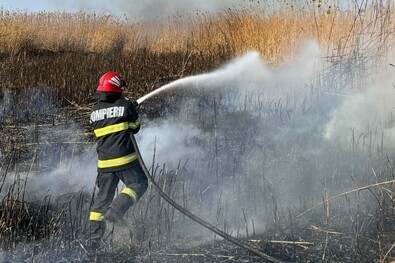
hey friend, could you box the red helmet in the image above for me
[97,71,127,93]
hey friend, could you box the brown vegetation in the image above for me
[0,2,393,105]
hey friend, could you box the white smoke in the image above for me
[138,40,323,171]
[2,37,392,249]
[324,49,395,145]
[26,148,97,200]
[133,41,395,237]
[137,121,206,169]
[0,123,97,202]
[130,41,325,237]
[48,0,262,20]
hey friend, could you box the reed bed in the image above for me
[0,2,393,107]
[0,4,377,57]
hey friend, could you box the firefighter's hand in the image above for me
[132,100,139,108]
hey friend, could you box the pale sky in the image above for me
[1,0,79,13]
[0,0,263,20]
[0,0,361,20]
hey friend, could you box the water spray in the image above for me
[136,51,263,105]
[133,76,285,262]
[136,72,211,105]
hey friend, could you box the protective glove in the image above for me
[132,100,139,108]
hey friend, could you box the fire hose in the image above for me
[130,133,285,263]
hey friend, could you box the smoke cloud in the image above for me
[49,0,262,20]
[0,121,96,202]
[134,41,327,233]
[139,41,323,169]
[134,40,395,236]
[324,52,395,144]
[3,36,394,248]
[26,144,97,200]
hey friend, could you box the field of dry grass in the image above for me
[0,5,358,56]
[0,2,393,108]
[1,2,392,105]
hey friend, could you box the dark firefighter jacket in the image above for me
[90,92,140,173]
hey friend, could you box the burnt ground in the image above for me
[146,217,394,263]
[1,107,395,263]
[2,209,389,263]
[92,214,395,263]
[53,217,395,263]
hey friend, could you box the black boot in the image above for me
[105,194,134,223]
[104,207,122,223]
[81,220,106,253]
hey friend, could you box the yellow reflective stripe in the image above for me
[98,153,137,168]
[94,121,140,138]
[94,122,129,137]
[121,187,138,203]
[89,211,103,222]
[128,120,140,129]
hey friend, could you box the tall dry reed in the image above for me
[0,2,393,106]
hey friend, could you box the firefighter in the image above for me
[87,71,148,245]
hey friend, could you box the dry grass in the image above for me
[0,2,394,106]
[0,4,388,60]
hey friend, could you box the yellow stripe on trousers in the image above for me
[121,187,138,203]
[98,152,138,168]
[89,211,103,221]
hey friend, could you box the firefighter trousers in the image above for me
[88,161,148,241]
